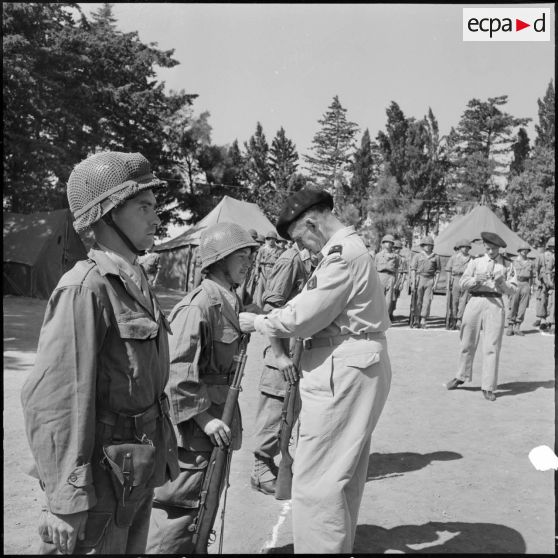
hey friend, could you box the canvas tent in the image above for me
[3,209,87,299]
[154,196,275,291]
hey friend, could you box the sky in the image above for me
[80,3,554,156]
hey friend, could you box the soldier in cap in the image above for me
[446,232,517,401]
[239,188,392,553]
[445,239,473,329]
[506,243,535,336]
[409,236,441,328]
[146,222,258,553]
[252,230,282,307]
[21,152,179,554]
[251,238,310,495]
[534,236,555,332]
[374,234,399,321]
[390,239,407,319]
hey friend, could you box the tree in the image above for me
[508,128,530,177]
[269,127,298,192]
[303,95,359,197]
[535,80,554,150]
[3,2,194,225]
[348,129,381,223]
[446,95,530,206]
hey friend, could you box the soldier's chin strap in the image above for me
[103,213,146,256]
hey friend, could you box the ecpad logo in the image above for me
[463,8,551,41]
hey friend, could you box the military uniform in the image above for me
[507,252,534,334]
[410,249,441,324]
[535,245,555,329]
[455,252,517,391]
[390,243,407,317]
[375,248,399,318]
[252,244,281,307]
[252,246,309,493]
[138,250,161,286]
[146,279,244,553]
[445,251,472,327]
[252,226,391,553]
[22,247,179,554]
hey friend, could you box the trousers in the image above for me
[292,337,391,553]
[378,272,396,312]
[456,296,505,391]
[508,282,530,324]
[414,275,435,318]
[450,278,469,321]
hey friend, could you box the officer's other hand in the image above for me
[239,312,257,333]
[275,354,299,384]
[475,272,488,283]
[47,510,87,554]
[203,418,232,448]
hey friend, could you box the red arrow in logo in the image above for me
[516,19,530,31]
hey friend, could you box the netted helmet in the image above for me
[67,151,166,233]
[199,222,259,271]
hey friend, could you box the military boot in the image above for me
[514,323,525,336]
[251,456,277,496]
[505,325,514,336]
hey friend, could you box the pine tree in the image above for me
[535,80,555,150]
[303,95,359,196]
[446,96,530,205]
[269,127,299,193]
[509,128,530,177]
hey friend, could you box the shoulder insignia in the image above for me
[307,276,317,290]
[328,245,343,256]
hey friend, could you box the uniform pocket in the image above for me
[116,311,159,340]
[342,351,381,370]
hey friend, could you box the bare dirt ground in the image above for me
[3,289,555,554]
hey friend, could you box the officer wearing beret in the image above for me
[410,236,441,328]
[375,234,399,321]
[506,243,534,336]
[444,239,473,330]
[446,232,517,401]
[239,188,392,553]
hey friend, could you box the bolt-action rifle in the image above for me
[192,333,251,554]
[445,274,453,329]
[275,338,304,501]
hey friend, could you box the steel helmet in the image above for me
[381,234,395,244]
[420,236,434,246]
[455,239,471,249]
[517,243,531,253]
[67,151,165,233]
[200,222,259,271]
[546,237,555,248]
[393,240,402,249]
[265,230,278,240]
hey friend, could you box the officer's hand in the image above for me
[275,354,299,384]
[202,418,232,449]
[46,510,87,554]
[475,273,488,283]
[239,312,257,333]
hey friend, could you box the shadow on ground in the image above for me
[456,380,554,398]
[266,521,525,554]
[367,451,462,480]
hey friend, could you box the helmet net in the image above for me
[200,222,259,270]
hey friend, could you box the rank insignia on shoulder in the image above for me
[328,245,343,256]
[307,276,317,290]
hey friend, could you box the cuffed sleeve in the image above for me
[21,285,109,514]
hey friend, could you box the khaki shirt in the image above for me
[512,257,535,281]
[445,253,472,275]
[166,279,243,450]
[255,245,281,279]
[459,253,517,296]
[21,247,178,515]
[375,249,399,273]
[411,251,441,276]
[253,227,390,340]
[261,246,309,312]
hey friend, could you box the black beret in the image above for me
[481,231,506,248]
[276,188,334,240]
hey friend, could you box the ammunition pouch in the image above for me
[102,442,156,527]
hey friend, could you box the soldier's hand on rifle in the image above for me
[275,353,299,384]
[195,412,232,448]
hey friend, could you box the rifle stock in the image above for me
[275,338,303,501]
[192,334,250,554]
[445,277,453,329]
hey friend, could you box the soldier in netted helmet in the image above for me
[21,152,180,554]
[146,221,258,553]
